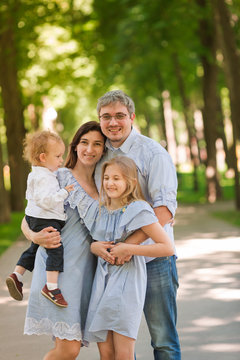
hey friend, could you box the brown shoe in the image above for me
[6,273,23,301]
[41,284,68,308]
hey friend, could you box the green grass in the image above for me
[212,210,240,227]
[177,169,240,227]
[0,212,24,256]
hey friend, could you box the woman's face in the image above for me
[75,130,105,167]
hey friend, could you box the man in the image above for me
[94,90,181,360]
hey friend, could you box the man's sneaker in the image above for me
[6,273,23,301]
[41,284,68,308]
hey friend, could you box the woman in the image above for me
[22,121,108,360]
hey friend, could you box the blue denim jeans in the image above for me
[144,255,181,360]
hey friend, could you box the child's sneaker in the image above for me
[6,273,23,301]
[41,284,68,308]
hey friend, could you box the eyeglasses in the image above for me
[99,113,128,122]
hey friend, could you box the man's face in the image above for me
[99,101,135,147]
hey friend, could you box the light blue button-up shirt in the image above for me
[95,128,178,259]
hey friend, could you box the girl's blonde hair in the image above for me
[100,156,145,208]
[23,130,63,165]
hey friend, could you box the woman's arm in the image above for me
[21,217,61,249]
[110,222,174,258]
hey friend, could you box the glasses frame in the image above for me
[99,113,129,122]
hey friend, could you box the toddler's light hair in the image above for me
[100,156,145,208]
[23,130,63,165]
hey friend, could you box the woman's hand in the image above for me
[90,241,115,265]
[32,227,61,248]
[21,217,61,249]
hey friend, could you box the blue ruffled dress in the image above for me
[82,200,158,342]
[24,168,96,342]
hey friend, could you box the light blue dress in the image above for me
[82,200,158,342]
[24,168,96,343]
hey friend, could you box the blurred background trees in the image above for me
[0,0,240,222]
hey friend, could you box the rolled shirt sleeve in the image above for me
[147,153,178,217]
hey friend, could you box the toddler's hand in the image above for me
[65,184,74,193]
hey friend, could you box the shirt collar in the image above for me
[105,128,138,154]
[31,166,57,177]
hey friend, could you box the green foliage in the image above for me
[177,169,235,204]
[177,169,207,204]
[0,212,24,256]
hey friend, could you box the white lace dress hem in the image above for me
[24,317,86,343]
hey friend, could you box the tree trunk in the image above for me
[142,112,151,137]
[213,0,240,209]
[0,141,11,223]
[216,95,234,169]
[197,0,222,202]
[156,74,167,142]
[172,53,200,191]
[162,90,177,165]
[0,11,26,211]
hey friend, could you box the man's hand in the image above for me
[154,206,173,227]
[91,241,115,265]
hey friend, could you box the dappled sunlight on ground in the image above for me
[0,296,28,306]
[192,316,238,327]
[175,202,240,359]
[177,237,240,258]
[0,202,239,360]
[0,276,30,306]
[200,343,240,352]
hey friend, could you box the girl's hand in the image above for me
[65,184,74,193]
[115,254,133,265]
[110,243,131,258]
[91,241,115,265]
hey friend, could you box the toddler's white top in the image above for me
[25,166,68,220]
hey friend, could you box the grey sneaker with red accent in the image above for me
[41,284,68,308]
[6,273,23,301]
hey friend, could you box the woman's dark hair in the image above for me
[65,121,106,169]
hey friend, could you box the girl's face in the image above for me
[103,164,127,203]
[41,140,65,172]
[75,131,105,167]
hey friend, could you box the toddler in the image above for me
[6,130,73,307]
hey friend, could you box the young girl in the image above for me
[82,156,174,360]
[6,130,74,308]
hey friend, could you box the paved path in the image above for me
[0,201,240,359]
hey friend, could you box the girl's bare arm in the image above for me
[110,222,174,258]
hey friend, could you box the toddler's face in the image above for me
[42,140,65,172]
